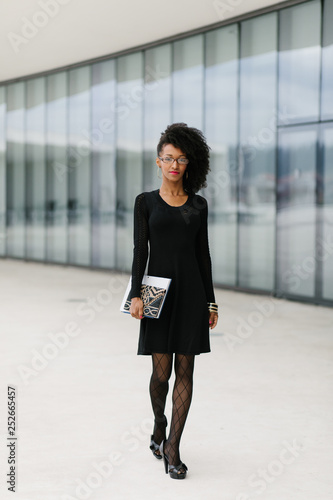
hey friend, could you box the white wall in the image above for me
[1,0,288,82]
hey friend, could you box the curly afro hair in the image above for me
[156,123,211,194]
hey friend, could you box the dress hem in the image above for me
[137,349,211,356]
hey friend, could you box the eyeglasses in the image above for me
[158,156,189,165]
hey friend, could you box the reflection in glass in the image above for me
[173,36,204,129]
[239,13,277,290]
[46,72,68,263]
[116,53,144,271]
[277,127,317,297]
[68,67,91,265]
[321,0,333,119]
[0,87,5,256]
[279,0,321,124]
[6,82,25,257]
[144,44,172,192]
[91,60,117,268]
[26,77,46,260]
[0,2,332,306]
[204,25,238,286]
[321,125,333,299]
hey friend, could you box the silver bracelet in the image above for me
[207,302,218,313]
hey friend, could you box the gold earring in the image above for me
[157,167,162,179]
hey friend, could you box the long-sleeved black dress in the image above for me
[129,189,216,355]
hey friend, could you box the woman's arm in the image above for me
[129,193,149,318]
[195,198,215,302]
[195,198,218,329]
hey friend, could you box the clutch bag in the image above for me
[120,275,172,319]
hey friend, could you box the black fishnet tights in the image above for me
[165,354,195,467]
[150,353,195,466]
[150,353,172,447]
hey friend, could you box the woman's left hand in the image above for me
[209,311,218,329]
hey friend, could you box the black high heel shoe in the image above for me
[149,416,168,460]
[159,440,188,479]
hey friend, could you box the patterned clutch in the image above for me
[120,275,172,319]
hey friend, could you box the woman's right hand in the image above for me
[130,297,144,319]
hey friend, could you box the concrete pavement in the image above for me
[0,258,332,500]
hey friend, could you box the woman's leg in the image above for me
[150,353,173,447]
[165,354,195,466]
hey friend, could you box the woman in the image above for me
[129,123,218,479]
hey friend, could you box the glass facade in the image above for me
[278,0,321,124]
[173,35,204,129]
[6,82,25,258]
[239,13,277,290]
[0,87,5,256]
[144,43,172,193]
[277,126,317,298]
[205,24,238,286]
[322,0,333,119]
[26,77,46,260]
[116,52,144,271]
[68,66,92,266]
[46,71,68,263]
[0,0,332,306]
[320,124,333,300]
[91,60,117,268]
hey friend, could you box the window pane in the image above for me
[278,0,321,124]
[0,87,5,256]
[46,72,68,263]
[239,13,277,290]
[277,127,317,298]
[91,60,117,268]
[321,125,333,300]
[116,53,143,271]
[68,66,92,266]
[6,82,25,258]
[26,77,46,260]
[205,25,238,286]
[321,0,333,119]
[144,44,172,192]
[173,35,204,128]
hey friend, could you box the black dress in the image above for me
[129,189,216,355]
